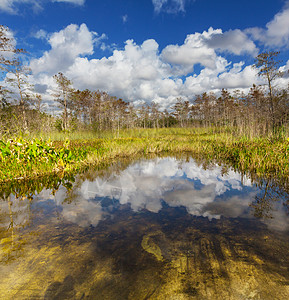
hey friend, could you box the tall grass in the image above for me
[28,127,224,141]
[0,127,288,183]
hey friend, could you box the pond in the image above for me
[0,156,288,299]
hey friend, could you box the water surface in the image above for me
[0,156,288,299]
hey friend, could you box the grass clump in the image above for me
[0,138,88,181]
[1,128,289,183]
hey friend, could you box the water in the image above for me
[0,156,288,299]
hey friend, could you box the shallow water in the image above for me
[0,156,288,299]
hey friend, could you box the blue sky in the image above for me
[1,0,289,108]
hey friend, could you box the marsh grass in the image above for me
[0,127,288,183]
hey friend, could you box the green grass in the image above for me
[0,127,289,184]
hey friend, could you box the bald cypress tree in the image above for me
[254,51,282,133]
[1,25,32,132]
[53,72,74,131]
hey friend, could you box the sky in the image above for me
[1,0,289,109]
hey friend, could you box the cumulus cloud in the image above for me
[161,28,257,74]
[30,24,97,75]
[29,23,289,109]
[214,64,259,89]
[64,38,172,103]
[28,24,264,108]
[247,1,289,47]
[206,29,258,56]
[152,0,191,14]
[0,0,85,14]
[161,31,217,74]
[182,61,262,96]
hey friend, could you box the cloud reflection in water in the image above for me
[36,157,287,231]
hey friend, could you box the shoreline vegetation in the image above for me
[0,127,288,185]
[1,25,289,191]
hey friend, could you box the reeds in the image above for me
[0,128,288,183]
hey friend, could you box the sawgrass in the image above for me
[0,128,288,183]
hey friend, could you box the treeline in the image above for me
[2,81,289,137]
[1,24,289,138]
[54,80,289,137]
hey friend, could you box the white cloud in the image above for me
[152,0,167,13]
[183,61,262,95]
[29,24,289,109]
[30,24,96,75]
[161,31,217,74]
[161,28,257,77]
[205,29,258,56]
[247,1,289,47]
[0,0,39,14]
[33,29,48,40]
[63,38,172,103]
[0,0,84,14]
[215,64,260,89]
[152,0,190,14]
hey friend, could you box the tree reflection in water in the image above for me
[0,156,288,299]
[251,177,289,219]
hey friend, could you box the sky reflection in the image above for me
[35,157,262,226]
[29,158,289,230]
[1,157,288,232]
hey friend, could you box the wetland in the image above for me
[2,11,289,300]
[0,154,288,299]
